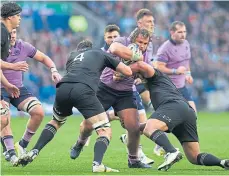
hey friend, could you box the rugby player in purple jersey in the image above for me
[72,24,154,165]
[1,29,62,166]
[155,21,197,112]
[70,28,152,169]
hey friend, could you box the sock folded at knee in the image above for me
[93,136,110,165]
[197,153,221,166]
[150,130,176,153]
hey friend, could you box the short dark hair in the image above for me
[77,40,93,51]
[1,2,22,18]
[170,21,185,32]
[136,9,153,21]
[129,28,150,43]
[104,24,120,34]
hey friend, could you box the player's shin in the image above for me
[32,120,60,152]
[149,130,176,153]
[93,124,111,165]
[70,120,93,159]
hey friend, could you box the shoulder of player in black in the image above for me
[1,22,9,36]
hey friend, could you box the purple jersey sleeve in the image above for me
[22,40,37,58]
[113,36,130,46]
[156,41,169,63]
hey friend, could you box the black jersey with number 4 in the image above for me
[146,69,188,110]
[59,48,120,91]
[1,23,10,60]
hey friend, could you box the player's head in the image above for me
[129,28,150,53]
[1,2,22,30]
[170,21,186,44]
[77,40,93,51]
[136,9,154,35]
[10,28,17,46]
[104,24,120,46]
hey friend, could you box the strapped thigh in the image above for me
[21,98,41,113]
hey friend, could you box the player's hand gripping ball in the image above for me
[122,43,141,65]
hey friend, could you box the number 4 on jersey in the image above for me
[74,53,84,61]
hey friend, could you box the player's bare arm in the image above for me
[33,50,62,84]
[155,61,186,75]
[130,61,155,78]
[0,59,28,72]
[0,69,20,98]
[109,42,143,61]
[115,62,132,77]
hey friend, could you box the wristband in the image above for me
[172,68,177,74]
[50,67,58,73]
[186,71,191,76]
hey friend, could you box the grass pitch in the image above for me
[1,112,229,175]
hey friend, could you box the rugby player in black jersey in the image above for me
[18,40,132,172]
[130,61,229,171]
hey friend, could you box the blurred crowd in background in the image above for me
[14,1,229,111]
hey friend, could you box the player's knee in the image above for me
[81,120,93,135]
[1,116,9,129]
[30,106,45,121]
[187,154,198,164]
[0,102,9,117]
[143,126,151,138]
[183,148,199,165]
[94,122,112,140]
[143,121,156,138]
[126,124,140,136]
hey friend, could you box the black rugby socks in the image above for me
[150,130,177,153]
[93,136,110,165]
[33,124,57,152]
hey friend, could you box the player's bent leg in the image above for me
[118,109,151,168]
[18,113,66,167]
[87,112,119,173]
[182,142,229,169]
[137,111,154,165]
[80,120,93,147]
[143,119,182,171]
[120,91,153,165]
[1,108,19,166]
[16,98,44,158]
[70,120,93,159]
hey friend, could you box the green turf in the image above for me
[1,112,229,175]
